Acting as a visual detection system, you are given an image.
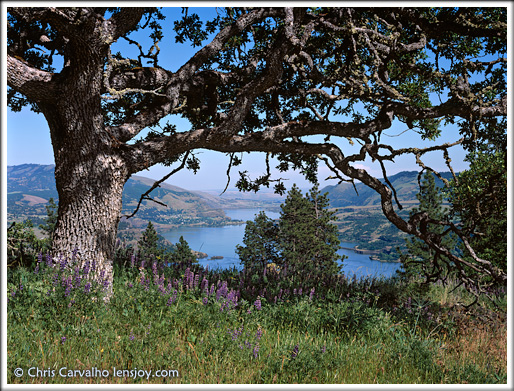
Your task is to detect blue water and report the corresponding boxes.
[162,208,402,279]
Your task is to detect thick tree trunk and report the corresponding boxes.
[51,152,128,297]
[40,61,130,298]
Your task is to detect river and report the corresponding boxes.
[162,208,402,279]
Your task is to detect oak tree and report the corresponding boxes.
[7,7,507,296]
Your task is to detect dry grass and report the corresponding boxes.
[436,305,507,379]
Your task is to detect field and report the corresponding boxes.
[7,252,507,385]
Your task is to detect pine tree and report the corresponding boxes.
[39,197,58,243]
[138,221,160,260]
[399,172,458,283]
[236,184,344,299]
[236,211,279,274]
[173,236,197,264]
[278,184,342,281]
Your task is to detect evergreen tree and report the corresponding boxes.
[237,184,343,291]
[278,184,342,281]
[399,172,458,284]
[39,197,58,243]
[138,221,160,260]
[236,211,279,274]
[173,236,197,264]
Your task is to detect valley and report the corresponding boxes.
[8,164,456,261]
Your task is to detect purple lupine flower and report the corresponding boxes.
[298,288,302,296]
[256,329,263,340]
[103,279,110,291]
[184,267,191,289]
[253,343,260,358]
[293,288,297,296]
[220,301,229,312]
[226,290,239,309]
[128,282,133,289]
[61,336,66,345]
[202,297,208,305]
[130,254,136,268]
[166,290,178,306]
[230,290,239,308]
[11,290,16,298]
[321,345,326,354]
[254,298,262,311]
[73,267,81,287]
[194,274,200,289]
[45,253,53,267]
[201,277,209,293]
[309,287,315,301]
[209,284,215,296]
[152,262,158,282]
[157,273,165,287]
[34,254,42,274]
[84,282,91,293]
[130,330,135,341]
[99,270,105,280]
[59,256,67,271]
[291,344,299,359]
[216,281,228,301]
[83,261,91,276]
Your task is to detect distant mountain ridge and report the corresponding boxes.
[321,170,455,208]
[8,164,456,229]
[7,164,281,229]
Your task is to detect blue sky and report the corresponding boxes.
[6,7,472,191]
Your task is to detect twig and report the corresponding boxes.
[124,152,190,219]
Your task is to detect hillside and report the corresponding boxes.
[321,170,455,208]
[8,164,455,258]
[321,170,456,260]
[7,164,268,232]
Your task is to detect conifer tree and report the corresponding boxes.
[236,211,279,274]
[399,172,458,283]
[173,236,197,264]
[138,221,160,260]
[39,197,58,243]
[237,184,343,288]
[278,184,342,281]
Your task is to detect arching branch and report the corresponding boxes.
[7,55,58,102]
[124,151,191,219]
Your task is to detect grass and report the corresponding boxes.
[7,251,507,384]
